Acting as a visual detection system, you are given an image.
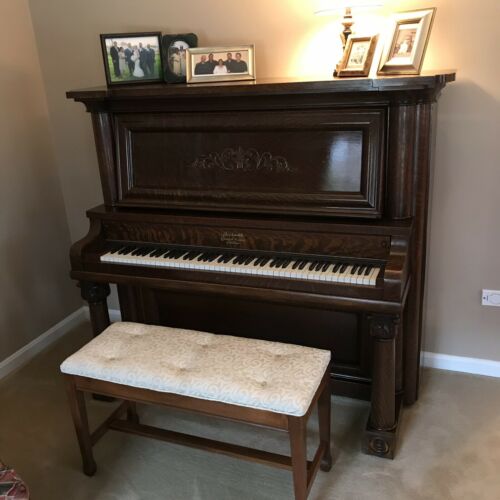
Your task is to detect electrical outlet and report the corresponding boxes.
[482,290,500,307]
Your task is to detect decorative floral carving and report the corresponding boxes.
[189,147,293,173]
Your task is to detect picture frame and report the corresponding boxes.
[337,35,378,78]
[378,8,436,76]
[100,32,163,86]
[186,45,256,84]
[161,33,198,83]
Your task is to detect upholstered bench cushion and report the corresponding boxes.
[61,322,330,416]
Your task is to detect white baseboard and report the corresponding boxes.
[422,351,500,378]
[0,307,87,380]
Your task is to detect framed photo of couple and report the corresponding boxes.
[100,32,163,86]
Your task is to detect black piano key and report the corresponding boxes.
[269,260,277,268]
[118,246,133,255]
[298,261,307,270]
[244,256,254,265]
[332,263,341,272]
[322,262,330,272]
[339,263,348,273]
[217,254,226,263]
[259,258,269,267]
[357,266,366,275]
[315,262,324,271]
[292,260,301,270]
[149,248,163,257]
[351,265,359,274]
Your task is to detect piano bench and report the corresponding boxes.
[60,322,332,500]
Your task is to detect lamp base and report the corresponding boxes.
[334,7,354,77]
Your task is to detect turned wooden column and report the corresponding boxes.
[364,314,400,458]
[80,281,111,337]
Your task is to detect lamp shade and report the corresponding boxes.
[314,0,383,15]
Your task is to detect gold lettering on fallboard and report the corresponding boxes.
[221,231,246,247]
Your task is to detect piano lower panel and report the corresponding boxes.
[117,284,373,399]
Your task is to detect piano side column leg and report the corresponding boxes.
[80,281,113,402]
[363,314,400,459]
[80,281,111,337]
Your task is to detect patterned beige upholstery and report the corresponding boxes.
[61,322,331,416]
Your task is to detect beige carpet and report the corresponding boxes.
[0,321,499,500]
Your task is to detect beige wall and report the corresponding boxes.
[0,0,81,362]
[27,0,500,360]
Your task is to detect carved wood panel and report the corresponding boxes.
[114,108,385,217]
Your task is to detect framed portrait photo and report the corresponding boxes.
[100,32,163,86]
[337,35,378,77]
[186,45,255,84]
[378,8,436,75]
[162,33,198,83]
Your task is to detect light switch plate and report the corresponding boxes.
[482,289,500,307]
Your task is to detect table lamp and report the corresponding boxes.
[314,0,383,49]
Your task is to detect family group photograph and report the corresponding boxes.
[193,51,249,76]
[103,34,161,83]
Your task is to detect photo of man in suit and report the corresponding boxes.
[138,42,149,76]
[231,52,248,73]
[194,55,211,75]
[109,41,121,77]
[146,43,156,76]
[124,43,134,76]
[224,52,236,73]
[207,53,217,73]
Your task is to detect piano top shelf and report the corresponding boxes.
[67,71,456,101]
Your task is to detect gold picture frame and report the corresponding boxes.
[186,45,256,84]
[378,8,436,76]
[337,35,378,78]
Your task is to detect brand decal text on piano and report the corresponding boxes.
[189,147,294,173]
[220,231,246,247]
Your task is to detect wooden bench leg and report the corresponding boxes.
[318,378,332,471]
[126,401,140,424]
[65,377,96,476]
[288,416,308,500]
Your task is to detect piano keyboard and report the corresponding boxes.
[100,245,382,286]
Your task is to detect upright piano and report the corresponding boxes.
[67,73,454,458]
